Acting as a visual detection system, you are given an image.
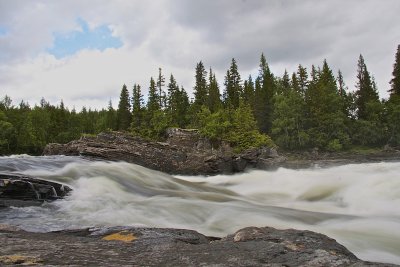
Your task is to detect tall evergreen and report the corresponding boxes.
[306,60,349,150]
[116,84,131,131]
[105,100,117,130]
[355,54,379,120]
[193,61,208,107]
[156,68,165,109]
[147,77,159,113]
[254,53,275,134]
[223,58,242,109]
[207,68,222,113]
[389,44,400,98]
[297,64,308,97]
[243,75,255,107]
[131,84,144,132]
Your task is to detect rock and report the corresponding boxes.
[0,225,395,266]
[43,129,280,175]
[0,173,72,207]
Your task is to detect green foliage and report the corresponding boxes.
[197,102,274,152]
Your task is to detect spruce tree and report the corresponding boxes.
[147,77,159,113]
[223,58,242,109]
[243,75,255,107]
[207,68,222,113]
[131,84,144,132]
[297,64,308,97]
[156,68,165,109]
[355,54,379,120]
[254,53,275,134]
[193,61,208,107]
[389,44,400,98]
[116,84,131,131]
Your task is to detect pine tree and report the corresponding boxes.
[193,61,208,107]
[355,54,379,120]
[207,68,222,113]
[389,44,400,98]
[223,58,242,109]
[116,84,131,131]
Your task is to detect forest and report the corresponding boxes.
[1,45,400,155]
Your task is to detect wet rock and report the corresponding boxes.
[0,173,72,207]
[0,225,396,266]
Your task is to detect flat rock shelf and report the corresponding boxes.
[0,225,396,266]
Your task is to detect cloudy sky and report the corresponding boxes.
[1,0,399,110]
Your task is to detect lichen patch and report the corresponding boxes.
[102,231,137,243]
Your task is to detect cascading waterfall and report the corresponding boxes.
[1,155,399,264]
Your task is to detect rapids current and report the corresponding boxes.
[0,155,400,264]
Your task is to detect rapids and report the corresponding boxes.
[0,155,399,264]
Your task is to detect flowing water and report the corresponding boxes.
[1,155,400,264]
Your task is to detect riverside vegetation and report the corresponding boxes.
[1,46,400,155]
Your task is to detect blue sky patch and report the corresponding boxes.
[0,26,8,36]
[47,18,123,58]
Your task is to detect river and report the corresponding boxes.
[1,155,399,264]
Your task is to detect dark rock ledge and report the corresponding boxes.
[0,225,396,266]
[43,129,286,175]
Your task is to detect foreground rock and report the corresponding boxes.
[0,173,72,207]
[0,225,395,266]
[44,129,285,175]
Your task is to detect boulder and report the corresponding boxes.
[0,173,72,207]
[0,225,395,266]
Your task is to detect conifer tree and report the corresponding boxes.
[193,61,208,107]
[355,54,379,120]
[389,44,400,98]
[254,53,275,134]
[156,68,165,108]
[223,58,242,109]
[147,77,159,113]
[243,75,255,107]
[105,100,117,130]
[131,84,144,132]
[297,65,308,97]
[207,68,222,113]
[306,60,349,150]
[116,84,131,131]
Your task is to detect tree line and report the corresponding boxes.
[1,45,400,155]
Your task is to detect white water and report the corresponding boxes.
[1,155,400,264]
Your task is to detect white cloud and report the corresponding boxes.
[0,0,400,109]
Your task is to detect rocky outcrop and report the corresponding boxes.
[0,173,72,207]
[43,129,285,175]
[0,225,395,266]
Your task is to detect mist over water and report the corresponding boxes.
[1,155,400,264]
